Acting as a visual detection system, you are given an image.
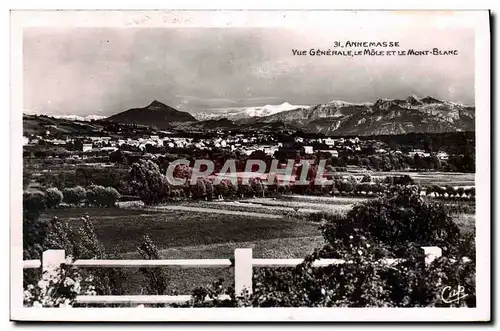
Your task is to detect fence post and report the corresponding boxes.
[421,246,442,265]
[42,249,66,274]
[234,248,253,297]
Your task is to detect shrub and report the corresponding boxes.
[102,187,121,207]
[63,186,87,205]
[248,186,472,307]
[23,190,46,220]
[86,185,121,207]
[23,190,49,260]
[24,215,128,303]
[361,174,372,183]
[45,187,63,209]
[321,186,461,255]
[23,257,96,308]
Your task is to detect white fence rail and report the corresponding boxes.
[23,246,442,305]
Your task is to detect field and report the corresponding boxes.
[39,191,476,295]
[41,207,321,254]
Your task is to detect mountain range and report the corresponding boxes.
[235,95,475,136]
[31,95,474,136]
[193,102,309,121]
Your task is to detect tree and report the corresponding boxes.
[23,190,49,260]
[251,178,265,198]
[191,179,207,200]
[205,179,214,201]
[45,187,63,209]
[445,185,456,198]
[430,154,441,170]
[361,174,372,183]
[137,235,169,296]
[63,186,87,206]
[129,160,170,205]
[23,190,46,221]
[109,150,125,164]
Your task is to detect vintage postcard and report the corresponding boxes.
[10,10,490,321]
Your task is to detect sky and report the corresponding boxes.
[23,27,474,116]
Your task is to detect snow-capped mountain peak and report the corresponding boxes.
[193,102,309,120]
[23,110,107,122]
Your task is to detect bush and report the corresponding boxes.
[45,187,63,209]
[247,186,472,307]
[23,190,46,220]
[63,186,87,206]
[361,174,372,183]
[86,185,121,207]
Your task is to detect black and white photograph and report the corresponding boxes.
[10,10,491,322]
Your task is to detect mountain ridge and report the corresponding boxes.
[245,95,474,136]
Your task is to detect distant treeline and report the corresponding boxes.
[357,131,475,155]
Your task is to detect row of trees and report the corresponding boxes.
[23,185,121,211]
[127,160,476,204]
[324,152,475,173]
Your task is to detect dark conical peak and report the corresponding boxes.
[148,100,167,109]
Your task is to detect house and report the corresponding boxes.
[82,143,93,152]
[303,146,314,154]
[317,150,339,158]
[409,149,430,158]
[437,151,449,160]
[324,138,335,146]
[100,146,118,152]
[349,137,360,144]
[262,145,279,156]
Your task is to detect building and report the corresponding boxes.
[303,146,314,154]
[317,150,339,158]
[82,143,93,152]
[409,149,430,158]
[437,151,449,160]
[100,146,118,152]
[324,138,335,146]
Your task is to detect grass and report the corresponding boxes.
[42,207,164,219]
[154,205,284,219]
[242,198,355,213]
[117,235,326,295]
[42,208,321,254]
